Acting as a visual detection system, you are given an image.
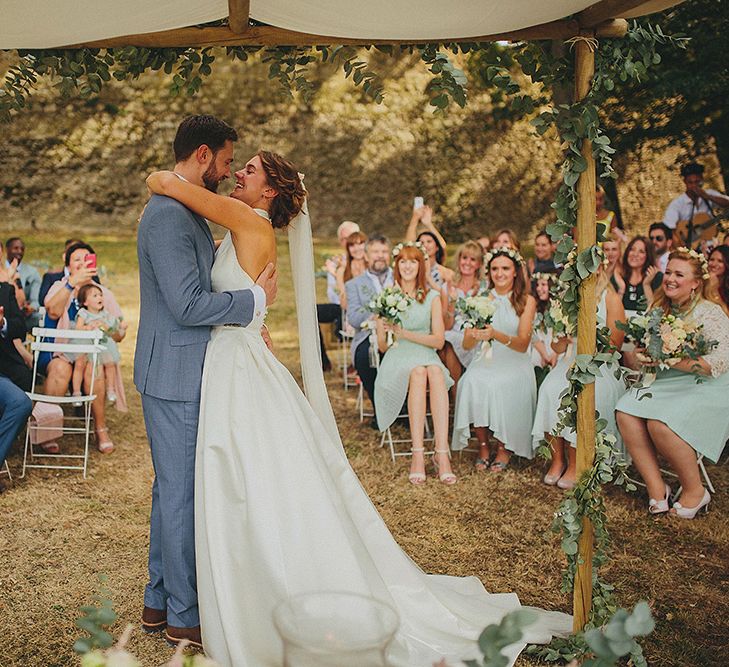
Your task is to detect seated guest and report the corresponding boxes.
[44,242,127,454]
[0,262,33,489]
[531,272,557,389]
[452,248,536,472]
[533,268,625,488]
[493,228,520,251]
[527,230,558,276]
[648,222,672,273]
[317,221,361,372]
[440,241,486,391]
[375,242,455,485]
[476,236,491,254]
[38,238,85,307]
[616,249,729,518]
[5,237,42,332]
[612,236,662,316]
[708,246,729,315]
[405,205,454,288]
[71,283,128,405]
[345,235,393,427]
[596,184,628,243]
[662,162,729,231]
[602,238,624,293]
[335,231,367,311]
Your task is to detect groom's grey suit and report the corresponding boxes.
[135,194,262,628]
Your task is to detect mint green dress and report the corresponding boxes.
[375,290,453,431]
[615,300,729,463]
[452,292,536,459]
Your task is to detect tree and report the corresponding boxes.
[602,0,729,187]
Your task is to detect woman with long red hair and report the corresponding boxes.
[375,242,456,485]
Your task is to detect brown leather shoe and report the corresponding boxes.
[141,606,167,634]
[165,624,203,650]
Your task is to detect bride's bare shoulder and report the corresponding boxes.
[231,226,276,279]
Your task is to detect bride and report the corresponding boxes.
[146,153,571,667]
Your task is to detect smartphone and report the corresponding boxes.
[413,196,424,210]
[85,253,97,269]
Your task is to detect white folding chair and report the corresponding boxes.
[339,307,357,390]
[1,460,11,482]
[369,331,434,461]
[21,327,104,479]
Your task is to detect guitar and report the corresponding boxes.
[672,211,729,248]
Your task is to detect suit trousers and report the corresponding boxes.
[141,393,200,628]
[0,376,32,467]
[354,338,377,413]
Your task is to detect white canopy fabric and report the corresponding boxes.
[0,0,682,49]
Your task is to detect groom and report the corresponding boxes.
[134,115,277,648]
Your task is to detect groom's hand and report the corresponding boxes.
[257,263,278,306]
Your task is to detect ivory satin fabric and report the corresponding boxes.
[1,1,683,49]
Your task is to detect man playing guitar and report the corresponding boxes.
[663,162,729,248]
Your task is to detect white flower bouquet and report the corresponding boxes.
[455,295,497,329]
[366,287,413,346]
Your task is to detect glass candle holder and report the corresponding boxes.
[273,591,400,667]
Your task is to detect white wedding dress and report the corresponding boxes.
[195,219,571,667]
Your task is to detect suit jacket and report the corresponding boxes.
[0,282,32,391]
[134,194,256,403]
[345,269,393,364]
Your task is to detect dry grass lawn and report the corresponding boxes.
[0,236,727,666]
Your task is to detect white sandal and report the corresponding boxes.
[433,449,457,485]
[96,427,115,454]
[409,448,426,485]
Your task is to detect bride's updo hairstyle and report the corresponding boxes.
[258,150,307,229]
[651,247,716,315]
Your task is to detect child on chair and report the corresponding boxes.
[71,283,126,405]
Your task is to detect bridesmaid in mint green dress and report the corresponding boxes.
[616,250,729,519]
[452,248,537,471]
[375,243,455,485]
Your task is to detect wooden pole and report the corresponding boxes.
[228,0,250,34]
[572,35,597,633]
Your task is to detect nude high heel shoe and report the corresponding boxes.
[671,489,710,519]
[648,483,671,515]
[432,449,457,485]
[409,447,426,485]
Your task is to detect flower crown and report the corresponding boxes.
[532,271,558,283]
[675,246,710,280]
[484,247,525,267]
[391,241,429,263]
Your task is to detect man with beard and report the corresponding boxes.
[648,222,672,272]
[135,115,277,648]
[346,235,393,428]
[5,237,42,331]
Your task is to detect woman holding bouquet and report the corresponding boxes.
[451,248,537,471]
[616,248,729,518]
[441,241,487,389]
[374,242,456,485]
[532,267,625,489]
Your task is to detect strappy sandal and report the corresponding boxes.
[433,449,457,485]
[474,457,490,471]
[95,427,115,454]
[408,447,426,485]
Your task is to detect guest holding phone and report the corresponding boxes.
[44,242,127,454]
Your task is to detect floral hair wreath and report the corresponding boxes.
[675,246,711,280]
[483,247,525,268]
[391,240,429,263]
[532,271,559,283]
